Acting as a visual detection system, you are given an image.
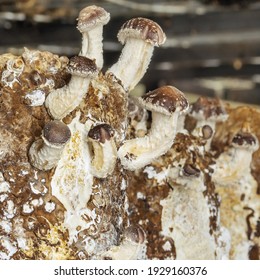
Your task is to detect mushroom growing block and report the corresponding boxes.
[118,86,189,171]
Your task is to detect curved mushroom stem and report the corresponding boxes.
[88,138,117,178]
[87,124,117,178]
[118,111,179,171]
[80,28,105,69]
[77,5,110,69]
[45,77,90,120]
[29,140,65,171]
[107,17,165,91]
[45,57,98,120]
[108,39,154,91]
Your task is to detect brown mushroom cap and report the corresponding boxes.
[183,163,201,178]
[77,5,110,32]
[232,131,258,147]
[118,17,166,46]
[202,125,213,140]
[190,97,227,120]
[138,85,189,116]
[88,123,115,144]
[43,121,71,145]
[124,225,145,244]
[67,56,98,78]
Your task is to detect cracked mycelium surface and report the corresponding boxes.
[1,5,259,260]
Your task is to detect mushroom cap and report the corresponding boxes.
[202,125,213,140]
[88,123,115,144]
[182,163,201,178]
[118,17,166,46]
[124,225,146,244]
[67,56,98,78]
[190,96,228,121]
[77,5,110,32]
[137,85,189,116]
[43,121,71,146]
[232,131,258,150]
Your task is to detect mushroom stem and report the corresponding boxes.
[45,56,98,120]
[76,6,110,69]
[109,39,154,91]
[46,76,90,120]
[29,121,71,171]
[118,111,178,170]
[88,124,117,178]
[89,138,117,178]
[107,17,165,91]
[29,140,65,171]
[80,28,104,69]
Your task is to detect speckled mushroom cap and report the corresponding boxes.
[88,123,115,144]
[77,5,110,32]
[190,96,228,120]
[232,131,259,151]
[67,56,98,78]
[117,17,166,46]
[137,85,189,116]
[43,120,71,146]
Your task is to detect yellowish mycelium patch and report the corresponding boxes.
[23,223,73,260]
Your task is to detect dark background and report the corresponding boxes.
[1,0,260,104]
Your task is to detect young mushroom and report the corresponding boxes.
[213,130,259,183]
[189,97,228,150]
[108,17,166,91]
[29,121,71,171]
[45,56,98,120]
[101,225,146,260]
[118,85,189,171]
[77,5,110,69]
[87,123,117,178]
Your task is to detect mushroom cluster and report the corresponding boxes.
[0,5,259,260]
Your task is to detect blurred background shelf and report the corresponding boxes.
[0,0,260,105]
